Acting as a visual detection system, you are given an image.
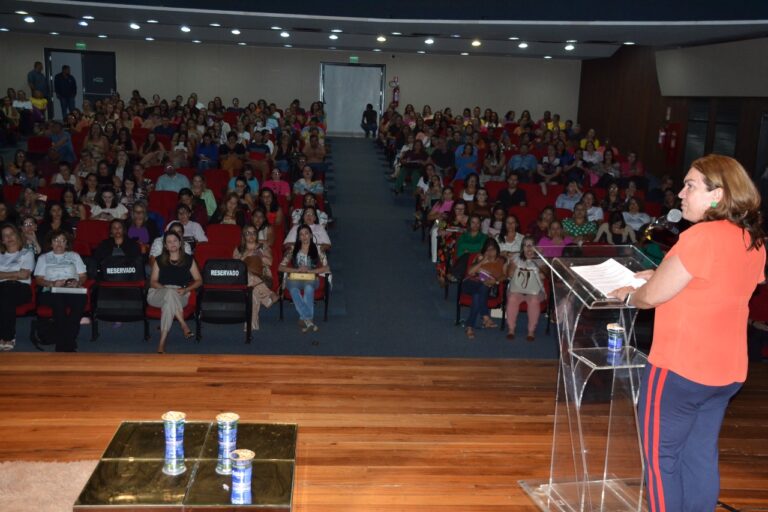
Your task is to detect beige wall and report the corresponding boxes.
[656,37,768,97]
[0,32,581,120]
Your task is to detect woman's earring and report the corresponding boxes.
[710,201,719,208]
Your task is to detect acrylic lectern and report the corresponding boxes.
[520,245,656,512]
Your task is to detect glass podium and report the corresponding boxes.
[520,245,655,512]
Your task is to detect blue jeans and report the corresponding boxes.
[286,278,318,320]
[361,122,377,138]
[58,96,76,120]
[639,363,741,512]
[462,279,490,328]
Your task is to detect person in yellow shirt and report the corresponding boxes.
[30,90,48,123]
[579,128,601,150]
[546,113,566,131]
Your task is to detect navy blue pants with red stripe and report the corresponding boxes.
[639,363,741,512]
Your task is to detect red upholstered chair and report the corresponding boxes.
[92,256,147,341]
[144,165,165,183]
[147,191,179,224]
[27,136,52,156]
[15,284,36,317]
[194,243,235,269]
[455,253,507,326]
[645,202,663,218]
[555,208,573,221]
[484,182,506,203]
[205,224,241,251]
[38,186,63,203]
[204,169,230,202]
[508,206,538,236]
[155,134,172,150]
[177,167,196,181]
[35,279,96,341]
[144,290,197,340]
[132,127,151,147]
[222,111,239,126]
[279,273,330,322]
[74,220,110,253]
[2,185,23,206]
[451,180,465,198]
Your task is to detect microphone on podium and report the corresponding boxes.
[644,208,682,242]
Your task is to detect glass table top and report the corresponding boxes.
[74,421,297,510]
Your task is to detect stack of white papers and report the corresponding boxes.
[570,258,647,297]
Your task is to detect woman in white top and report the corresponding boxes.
[482,206,507,237]
[0,224,35,350]
[33,229,88,352]
[168,204,208,243]
[496,214,524,257]
[505,235,546,341]
[622,197,652,233]
[51,162,81,190]
[581,191,605,223]
[283,207,331,252]
[90,189,128,221]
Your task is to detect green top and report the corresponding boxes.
[457,231,488,257]
[562,217,597,237]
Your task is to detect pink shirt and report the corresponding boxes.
[263,180,290,198]
[430,200,454,215]
[536,236,574,258]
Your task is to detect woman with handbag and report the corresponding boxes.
[462,238,506,340]
[234,224,278,331]
[505,236,546,341]
[278,224,330,333]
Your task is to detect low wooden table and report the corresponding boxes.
[73,421,297,511]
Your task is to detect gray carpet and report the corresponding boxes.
[7,137,558,358]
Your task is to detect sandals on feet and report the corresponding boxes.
[465,328,476,340]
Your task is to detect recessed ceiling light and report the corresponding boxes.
[417,50,426,54]
[192,39,201,43]
[231,29,240,35]
[471,40,481,47]
[147,19,159,24]
[98,34,107,38]
[518,42,528,49]
[145,37,154,41]
[564,44,575,51]
[377,35,386,42]
[50,31,59,35]
[0,28,10,32]
[424,38,434,45]
[15,11,28,15]
[129,23,140,30]
[209,23,220,27]
[280,31,290,38]
[82,15,95,20]
[284,44,292,48]
[238,42,247,46]
[508,36,519,40]
[372,48,381,52]
[270,26,282,30]
[78,21,88,27]
[624,41,636,45]
[544,55,552,59]
[566,39,577,43]
[180,25,191,33]
[329,34,338,40]
[451,34,461,38]
[24,16,35,23]
[460,52,469,56]
[391,31,401,36]
[331,29,343,33]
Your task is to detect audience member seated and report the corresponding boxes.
[190,175,217,217]
[647,174,674,203]
[283,207,331,252]
[601,182,624,214]
[249,206,275,248]
[622,197,652,234]
[139,132,166,167]
[90,188,128,221]
[537,220,573,258]
[462,238,506,340]
[119,175,145,211]
[16,185,45,221]
[459,173,480,202]
[75,152,97,180]
[510,143,538,182]
[0,224,35,351]
[245,131,272,182]
[619,151,646,189]
[262,167,291,201]
[19,215,42,256]
[38,202,74,242]
[394,139,428,193]
[82,123,109,163]
[155,163,190,193]
[496,214,524,258]
[149,221,192,266]
[661,188,680,215]
[178,188,209,227]
[170,204,208,242]
[195,132,219,172]
[48,121,76,164]
[453,142,478,182]
[61,186,86,222]
[33,230,87,352]
[496,172,527,209]
[480,140,506,186]
[595,211,637,245]
[580,191,604,223]
[427,187,455,261]
[96,159,117,188]
[505,236,546,341]
[469,188,492,220]
[234,224,278,331]
[209,192,247,227]
[93,218,142,263]
[562,201,597,243]
[448,214,487,282]
[148,230,202,353]
[302,134,327,175]
[291,192,328,227]
[228,165,260,195]
[127,202,159,248]
[428,137,455,176]
[482,206,506,237]
[528,206,556,243]
[535,144,563,190]
[258,188,284,228]
[555,180,583,211]
[273,132,296,172]
[435,199,468,278]
[278,224,330,333]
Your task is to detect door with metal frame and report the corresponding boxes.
[320,63,384,137]
[82,52,117,105]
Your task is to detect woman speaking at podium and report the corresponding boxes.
[611,155,765,511]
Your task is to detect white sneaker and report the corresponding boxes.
[0,339,15,351]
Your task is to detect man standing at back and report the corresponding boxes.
[27,61,50,119]
[54,65,77,119]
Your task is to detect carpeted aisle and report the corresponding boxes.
[10,137,557,358]
[0,460,98,512]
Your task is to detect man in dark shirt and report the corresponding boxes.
[27,61,49,118]
[428,137,455,176]
[496,172,527,210]
[54,65,77,119]
[153,116,176,137]
[361,103,378,138]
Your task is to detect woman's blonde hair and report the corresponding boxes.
[692,154,764,250]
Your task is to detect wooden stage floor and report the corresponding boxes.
[0,354,766,511]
